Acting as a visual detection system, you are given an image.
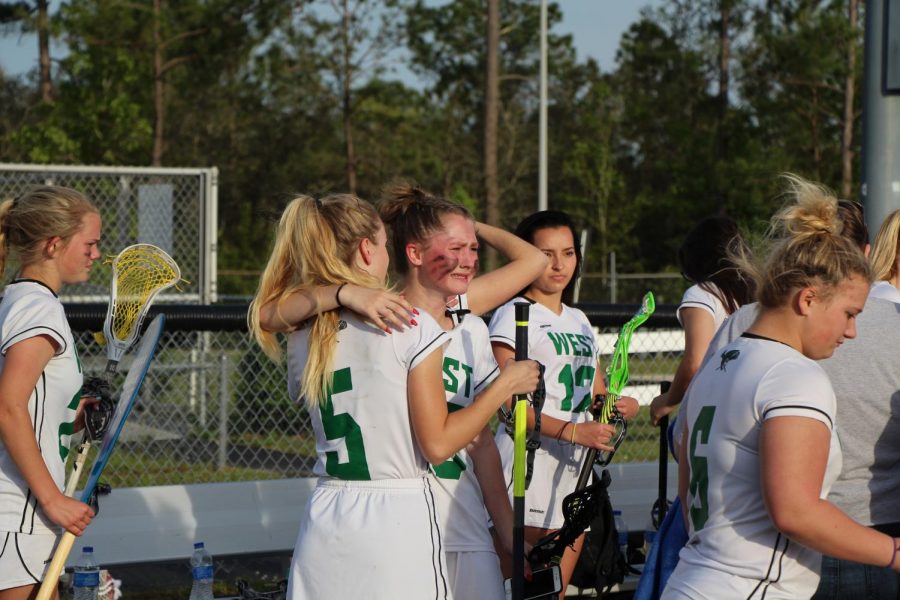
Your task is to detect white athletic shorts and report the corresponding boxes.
[0,531,57,590]
[288,477,452,600]
[446,550,504,600]
[497,434,585,530]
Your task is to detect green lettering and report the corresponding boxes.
[320,368,370,480]
[442,357,460,393]
[689,405,716,531]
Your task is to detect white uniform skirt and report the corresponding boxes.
[288,476,452,600]
[496,433,586,530]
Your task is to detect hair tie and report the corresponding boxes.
[314,198,323,210]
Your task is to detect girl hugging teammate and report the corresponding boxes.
[249,194,539,600]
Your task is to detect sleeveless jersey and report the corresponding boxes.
[0,280,82,535]
[430,294,500,552]
[287,309,448,481]
[667,334,841,599]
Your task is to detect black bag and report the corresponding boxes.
[568,473,629,597]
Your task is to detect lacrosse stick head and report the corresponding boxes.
[102,244,180,369]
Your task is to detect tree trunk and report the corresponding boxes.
[841,0,859,199]
[342,0,357,195]
[483,0,500,270]
[37,0,52,103]
[152,0,165,166]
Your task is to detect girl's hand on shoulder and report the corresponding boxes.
[574,421,615,452]
[41,493,95,536]
[341,286,419,333]
[615,396,640,421]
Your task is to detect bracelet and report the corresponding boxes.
[886,537,899,569]
[570,423,577,445]
[556,422,569,442]
[335,283,346,308]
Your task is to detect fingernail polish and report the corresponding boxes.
[413,308,420,315]
[410,319,418,326]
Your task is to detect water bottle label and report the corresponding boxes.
[192,565,213,581]
[74,571,100,587]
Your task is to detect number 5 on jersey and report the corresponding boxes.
[320,367,371,480]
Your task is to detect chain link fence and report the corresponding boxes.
[0,163,217,302]
[64,303,686,489]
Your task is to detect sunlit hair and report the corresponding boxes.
[248,194,383,407]
[514,210,582,305]
[869,209,900,281]
[837,200,868,252]
[733,175,871,309]
[0,186,99,276]
[679,216,754,315]
[378,183,472,275]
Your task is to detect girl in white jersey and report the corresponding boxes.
[0,186,100,599]
[378,184,548,600]
[249,194,540,600]
[489,210,639,599]
[663,176,900,600]
[649,216,753,427]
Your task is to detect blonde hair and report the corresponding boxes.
[736,175,871,309]
[248,194,384,407]
[869,209,900,281]
[0,186,99,275]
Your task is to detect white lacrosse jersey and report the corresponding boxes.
[287,309,448,481]
[0,280,82,535]
[489,298,597,421]
[430,294,500,552]
[666,333,842,600]
[678,283,729,330]
[489,298,597,529]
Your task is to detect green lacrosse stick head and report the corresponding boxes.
[605,291,655,398]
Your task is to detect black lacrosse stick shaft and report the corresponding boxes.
[512,301,530,600]
[657,381,672,525]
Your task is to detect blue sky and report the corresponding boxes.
[0,1,664,79]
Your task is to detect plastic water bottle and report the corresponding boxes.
[189,542,214,600]
[72,546,100,600]
[613,510,628,558]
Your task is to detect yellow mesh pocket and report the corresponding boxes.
[108,244,180,345]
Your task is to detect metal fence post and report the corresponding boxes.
[218,354,229,471]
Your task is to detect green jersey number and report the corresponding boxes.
[320,367,371,480]
[558,364,595,412]
[688,405,716,530]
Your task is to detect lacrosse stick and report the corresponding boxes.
[511,301,530,600]
[37,314,167,600]
[528,291,655,567]
[63,244,180,493]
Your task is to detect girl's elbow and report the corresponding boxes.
[419,440,454,464]
[768,506,808,539]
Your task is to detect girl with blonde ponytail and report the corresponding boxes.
[0,186,100,599]
[249,194,539,600]
[663,176,900,599]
